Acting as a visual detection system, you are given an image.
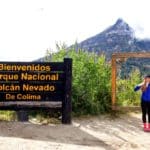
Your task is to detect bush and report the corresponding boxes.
[46,47,111,115]
[117,69,142,106]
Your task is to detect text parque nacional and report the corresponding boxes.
[0,73,59,81]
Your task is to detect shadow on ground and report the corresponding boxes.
[0,112,147,150]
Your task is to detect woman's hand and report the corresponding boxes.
[137,82,144,87]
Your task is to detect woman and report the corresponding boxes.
[134,75,150,131]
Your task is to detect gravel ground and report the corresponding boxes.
[0,112,149,150]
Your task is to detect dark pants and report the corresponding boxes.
[141,101,150,123]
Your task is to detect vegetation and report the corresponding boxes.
[0,45,145,120]
[46,45,111,115]
[117,69,142,106]
[46,45,144,114]
[0,111,16,121]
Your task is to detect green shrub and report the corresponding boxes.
[46,47,111,115]
[0,111,16,121]
[117,69,142,106]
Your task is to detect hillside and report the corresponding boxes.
[78,19,150,57]
[76,19,150,76]
[37,19,150,75]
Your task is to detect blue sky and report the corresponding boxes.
[0,0,150,61]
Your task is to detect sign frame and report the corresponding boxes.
[111,52,150,110]
[0,58,72,124]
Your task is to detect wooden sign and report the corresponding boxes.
[0,58,72,124]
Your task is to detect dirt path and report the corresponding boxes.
[0,112,149,150]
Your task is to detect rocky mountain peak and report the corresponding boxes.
[78,18,138,55]
[115,18,129,28]
[105,18,134,37]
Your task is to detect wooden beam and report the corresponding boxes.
[113,106,140,111]
[0,101,62,110]
[112,52,150,58]
[111,56,117,110]
[111,52,150,110]
[62,58,72,124]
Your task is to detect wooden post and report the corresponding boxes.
[111,55,117,110]
[17,70,29,122]
[17,110,29,122]
[62,58,72,124]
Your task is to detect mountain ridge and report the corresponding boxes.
[36,18,150,67]
[77,18,150,58]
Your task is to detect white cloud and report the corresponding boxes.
[0,0,150,61]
